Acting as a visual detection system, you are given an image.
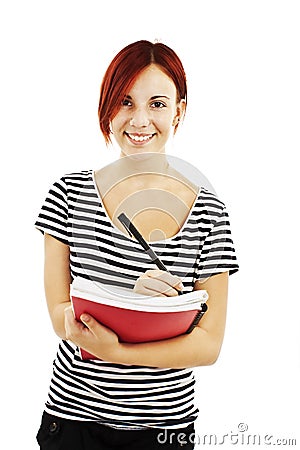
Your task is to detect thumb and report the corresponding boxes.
[80,313,95,329]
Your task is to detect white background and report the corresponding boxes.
[1,1,299,448]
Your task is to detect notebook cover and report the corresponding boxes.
[71,295,202,360]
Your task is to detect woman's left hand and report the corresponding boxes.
[64,306,121,361]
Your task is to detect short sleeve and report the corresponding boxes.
[196,205,239,281]
[35,177,69,245]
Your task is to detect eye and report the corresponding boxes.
[121,98,132,107]
[150,101,166,109]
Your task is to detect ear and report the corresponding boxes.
[172,99,186,128]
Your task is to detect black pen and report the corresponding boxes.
[118,212,183,295]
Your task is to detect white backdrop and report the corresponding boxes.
[1,1,299,448]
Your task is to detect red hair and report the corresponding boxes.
[98,40,187,144]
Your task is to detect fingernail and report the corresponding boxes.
[81,314,90,323]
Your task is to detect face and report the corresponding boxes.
[110,64,185,157]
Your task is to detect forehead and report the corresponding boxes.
[127,64,177,98]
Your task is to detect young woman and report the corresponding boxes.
[35,40,239,449]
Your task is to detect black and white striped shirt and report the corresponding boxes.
[35,170,239,429]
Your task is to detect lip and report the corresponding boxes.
[124,132,156,145]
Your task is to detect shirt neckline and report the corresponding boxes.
[91,169,201,244]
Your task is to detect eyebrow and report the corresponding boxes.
[124,95,170,100]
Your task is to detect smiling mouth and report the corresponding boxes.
[125,132,155,144]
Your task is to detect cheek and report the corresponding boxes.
[111,117,125,134]
[157,114,175,133]
[111,110,175,134]
[149,107,169,122]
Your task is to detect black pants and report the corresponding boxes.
[36,412,195,449]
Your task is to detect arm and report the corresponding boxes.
[119,271,229,368]
[44,233,72,339]
[65,271,229,368]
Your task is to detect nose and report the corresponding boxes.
[129,107,150,128]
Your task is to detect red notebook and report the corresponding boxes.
[70,277,208,360]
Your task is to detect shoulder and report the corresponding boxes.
[194,187,227,224]
[53,170,94,192]
[49,170,95,202]
[197,187,225,209]
[60,170,93,185]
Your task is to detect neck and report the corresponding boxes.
[97,152,181,199]
[118,151,169,174]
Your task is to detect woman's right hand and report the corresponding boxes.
[134,269,183,297]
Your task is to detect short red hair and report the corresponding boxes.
[98,40,187,144]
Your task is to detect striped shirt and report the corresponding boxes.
[35,170,239,429]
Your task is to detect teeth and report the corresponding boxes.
[127,133,153,142]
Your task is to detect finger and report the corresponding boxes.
[139,277,179,296]
[143,269,164,277]
[80,313,97,334]
[80,314,107,334]
[134,284,168,297]
[146,270,183,291]
[80,314,117,341]
[64,307,85,340]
